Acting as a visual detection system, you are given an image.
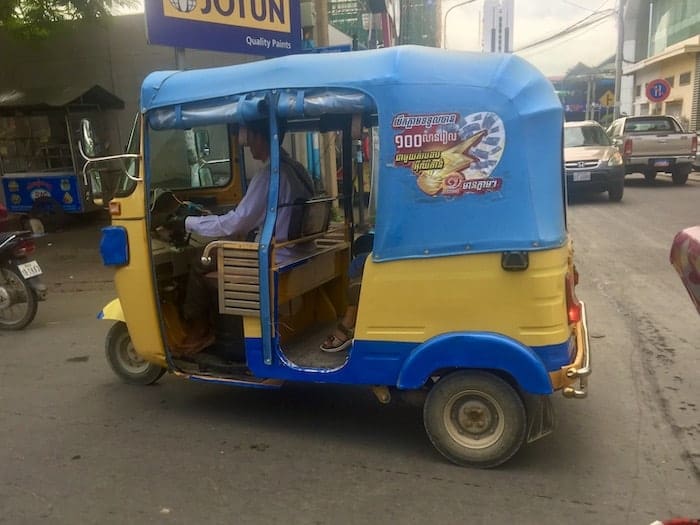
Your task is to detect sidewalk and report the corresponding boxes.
[33,213,115,293]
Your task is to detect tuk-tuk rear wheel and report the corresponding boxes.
[423,370,526,468]
[105,321,166,385]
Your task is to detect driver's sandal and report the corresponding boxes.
[320,322,353,353]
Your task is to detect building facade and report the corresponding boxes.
[328,0,439,48]
[623,0,700,131]
[481,0,514,53]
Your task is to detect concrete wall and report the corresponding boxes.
[0,14,260,149]
[630,52,697,128]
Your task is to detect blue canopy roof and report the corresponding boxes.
[141,46,566,261]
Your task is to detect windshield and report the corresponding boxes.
[623,117,680,133]
[148,124,232,190]
[564,125,611,147]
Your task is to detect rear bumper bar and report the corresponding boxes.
[563,301,591,399]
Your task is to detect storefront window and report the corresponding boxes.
[649,0,700,55]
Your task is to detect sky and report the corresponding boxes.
[442,0,618,76]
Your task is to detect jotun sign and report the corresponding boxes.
[145,0,302,57]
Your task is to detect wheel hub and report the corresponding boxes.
[444,390,505,449]
[458,401,493,433]
[117,336,150,374]
[0,286,10,310]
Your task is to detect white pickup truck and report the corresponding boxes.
[607,115,697,185]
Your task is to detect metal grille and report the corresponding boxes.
[217,243,261,317]
[690,53,700,132]
[565,160,600,169]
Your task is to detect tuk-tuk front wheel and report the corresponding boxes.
[105,321,166,385]
[423,370,527,468]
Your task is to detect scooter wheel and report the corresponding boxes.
[105,321,166,385]
[0,267,38,330]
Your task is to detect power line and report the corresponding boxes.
[514,8,615,52]
[560,0,601,12]
[516,14,614,56]
[561,0,613,17]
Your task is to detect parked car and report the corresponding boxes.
[606,115,697,185]
[564,121,625,202]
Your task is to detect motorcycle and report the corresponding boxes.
[0,230,47,330]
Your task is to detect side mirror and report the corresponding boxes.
[195,129,211,158]
[80,119,97,158]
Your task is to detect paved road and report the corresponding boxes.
[1,175,699,524]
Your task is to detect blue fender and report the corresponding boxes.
[397,332,553,395]
[97,298,125,322]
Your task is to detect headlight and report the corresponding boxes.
[608,151,623,166]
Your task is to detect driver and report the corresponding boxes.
[182,119,314,241]
[175,119,314,329]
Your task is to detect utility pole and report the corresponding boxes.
[175,48,186,70]
[586,75,593,120]
[613,0,625,120]
[313,0,329,50]
[313,0,337,201]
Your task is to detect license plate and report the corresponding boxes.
[573,171,591,182]
[17,261,42,279]
[653,159,671,167]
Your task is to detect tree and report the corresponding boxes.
[0,0,137,38]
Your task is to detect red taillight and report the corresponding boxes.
[565,272,581,325]
[13,239,35,257]
[691,135,698,155]
[623,139,633,157]
[0,205,7,219]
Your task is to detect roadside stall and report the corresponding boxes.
[0,84,123,230]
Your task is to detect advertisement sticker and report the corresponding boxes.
[393,111,506,197]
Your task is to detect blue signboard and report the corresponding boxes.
[1,173,82,213]
[145,0,302,57]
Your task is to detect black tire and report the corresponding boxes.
[105,321,166,385]
[608,180,624,202]
[671,166,690,186]
[643,169,657,184]
[423,370,527,468]
[0,267,38,330]
[30,197,66,233]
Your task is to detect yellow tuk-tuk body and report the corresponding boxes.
[96,46,590,468]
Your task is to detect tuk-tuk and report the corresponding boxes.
[89,46,590,468]
[0,85,124,231]
[670,226,700,316]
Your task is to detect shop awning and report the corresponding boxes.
[0,84,124,111]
